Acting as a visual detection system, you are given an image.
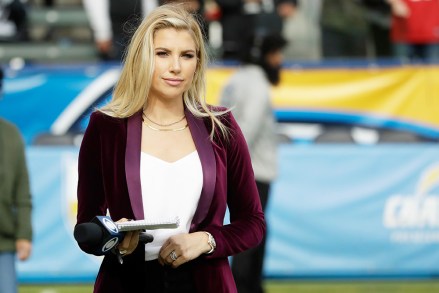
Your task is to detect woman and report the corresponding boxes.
[76,4,265,293]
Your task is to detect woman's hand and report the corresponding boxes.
[115,218,140,256]
[158,232,211,268]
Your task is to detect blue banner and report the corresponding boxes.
[17,145,439,282]
[18,147,100,283]
[265,144,439,278]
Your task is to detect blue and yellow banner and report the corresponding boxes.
[207,65,439,138]
[1,64,438,143]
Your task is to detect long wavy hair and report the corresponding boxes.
[100,4,228,139]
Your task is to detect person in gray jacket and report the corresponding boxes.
[219,33,287,293]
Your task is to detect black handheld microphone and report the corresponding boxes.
[74,216,154,256]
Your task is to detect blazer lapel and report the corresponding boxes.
[186,109,216,232]
[124,110,216,225]
[125,111,144,220]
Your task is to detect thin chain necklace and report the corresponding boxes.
[142,113,185,127]
[144,122,189,132]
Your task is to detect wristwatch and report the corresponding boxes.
[204,232,216,254]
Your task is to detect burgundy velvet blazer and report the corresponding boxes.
[76,108,265,293]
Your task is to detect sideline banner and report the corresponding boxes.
[207,66,439,138]
[1,64,439,145]
[17,147,100,283]
[18,145,439,282]
[266,144,439,278]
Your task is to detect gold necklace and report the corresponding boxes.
[142,113,185,127]
[144,122,188,132]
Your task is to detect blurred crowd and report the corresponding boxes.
[0,0,438,62]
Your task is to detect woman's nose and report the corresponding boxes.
[169,57,181,73]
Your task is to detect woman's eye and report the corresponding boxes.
[156,51,168,57]
[182,53,195,59]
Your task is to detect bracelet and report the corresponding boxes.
[204,231,216,254]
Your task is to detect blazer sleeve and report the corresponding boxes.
[76,112,108,253]
[206,112,266,257]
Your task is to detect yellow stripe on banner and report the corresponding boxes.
[206,65,439,129]
[206,67,236,104]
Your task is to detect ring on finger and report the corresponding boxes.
[119,249,128,255]
[170,251,177,261]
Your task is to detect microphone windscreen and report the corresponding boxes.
[74,222,103,245]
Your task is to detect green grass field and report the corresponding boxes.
[19,280,439,293]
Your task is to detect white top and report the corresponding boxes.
[140,151,203,261]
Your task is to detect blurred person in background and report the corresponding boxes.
[82,0,158,60]
[76,4,265,292]
[0,0,29,42]
[82,0,205,61]
[219,33,287,293]
[216,0,296,60]
[281,0,322,61]
[359,0,393,59]
[320,0,369,58]
[386,0,439,61]
[0,67,33,293]
[43,0,54,6]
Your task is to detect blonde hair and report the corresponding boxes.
[100,4,228,139]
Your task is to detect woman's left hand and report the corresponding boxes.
[115,218,140,256]
[158,232,211,268]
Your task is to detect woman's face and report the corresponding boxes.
[149,28,198,103]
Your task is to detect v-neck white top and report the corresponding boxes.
[140,150,203,261]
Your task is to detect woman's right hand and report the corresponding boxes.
[115,218,141,256]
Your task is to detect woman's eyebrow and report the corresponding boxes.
[154,47,196,53]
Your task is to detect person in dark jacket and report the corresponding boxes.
[83,0,205,60]
[0,66,33,293]
[216,0,296,60]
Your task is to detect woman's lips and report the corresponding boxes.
[163,78,183,86]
